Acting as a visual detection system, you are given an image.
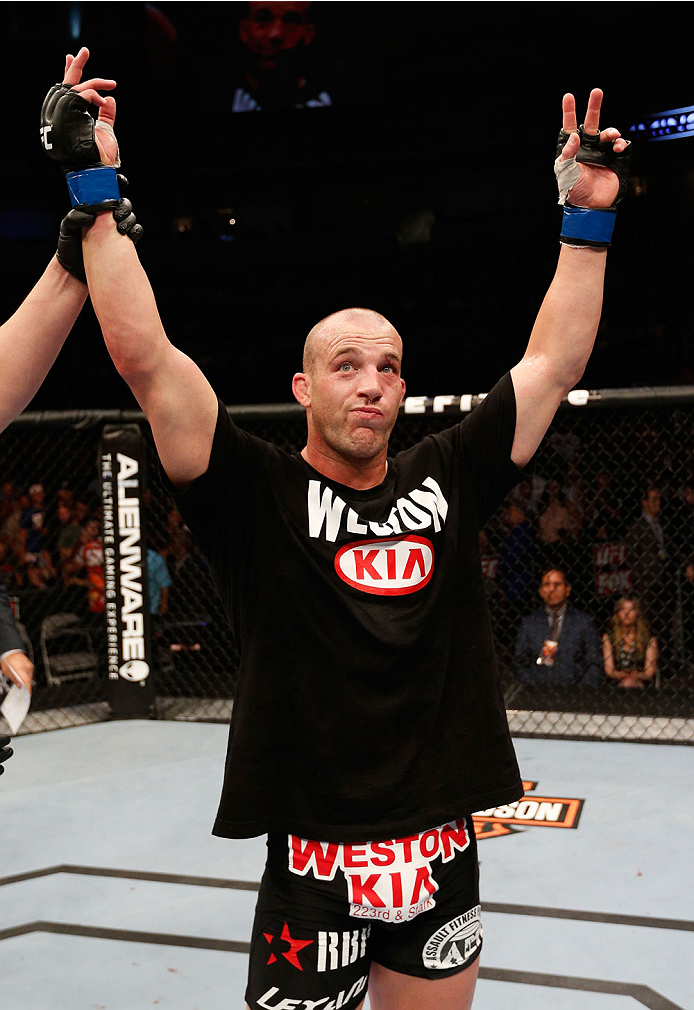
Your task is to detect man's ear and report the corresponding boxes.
[399,377,406,402]
[292,372,311,407]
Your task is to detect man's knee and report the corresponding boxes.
[368,956,480,1010]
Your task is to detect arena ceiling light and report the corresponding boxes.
[628,104,694,142]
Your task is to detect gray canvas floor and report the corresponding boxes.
[1,721,692,1010]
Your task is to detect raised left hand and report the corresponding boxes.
[557,89,629,208]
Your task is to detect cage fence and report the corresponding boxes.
[1,387,693,744]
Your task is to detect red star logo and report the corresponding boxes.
[263,922,314,971]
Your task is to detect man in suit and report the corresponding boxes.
[0,579,33,777]
[513,568,602,684]
[624,486,670,646]
[0,579,33,692]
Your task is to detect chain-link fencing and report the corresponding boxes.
[2,388,694,743]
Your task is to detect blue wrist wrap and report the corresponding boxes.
[560,204,616,248]
[66,166,119,208]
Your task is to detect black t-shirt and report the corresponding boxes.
[167,372,525,843]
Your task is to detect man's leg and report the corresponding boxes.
[368,957,479,1010]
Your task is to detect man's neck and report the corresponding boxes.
[301,445,388,490]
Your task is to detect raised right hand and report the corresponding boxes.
[40,46,118,170]
[62,48,119,166]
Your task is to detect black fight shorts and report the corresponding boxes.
[246,817,482,1010]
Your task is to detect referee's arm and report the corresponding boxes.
[83,213,218,490]
[0,257,87,434]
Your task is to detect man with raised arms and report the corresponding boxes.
[45,48,630,1009]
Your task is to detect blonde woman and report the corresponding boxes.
[603,597,658,688]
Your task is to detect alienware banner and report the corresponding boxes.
[100,424,154,718]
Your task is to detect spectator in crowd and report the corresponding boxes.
[147,545,173,674]
[19,483,56,589]
[547,417,581,468]
[602,596,658,688]
[0,577,33,692]
[497,500,536,630]
[233,1,332,112]
[624,486,670,647]
[561,462,586,517]
[0,480,17,521]
[0,538,13,585]
[56,485,74,509]
[536,477,582,572]
[513,568,602,685]
[19,483,46,535]
[73,500,91,524]
[63,518,105,614]
[56,503,82,578]
[583,470,624,541]
[0,487,25,586]
[633,422,670,482]
[148,547,172,616]
[478,529,503,639]
[681,558,694,672]
[509,477,544,522]
[671,482,694,563]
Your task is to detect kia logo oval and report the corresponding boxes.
[334,535,434,596]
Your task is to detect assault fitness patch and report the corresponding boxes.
[422,905,482,970]
[472,780,584,840]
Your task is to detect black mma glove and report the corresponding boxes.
[555,124,632,208]
[555,125,632,247]
[40,82,113,173]
[42,81,143,278]
[41,80,122,209]
[0,735,13,776]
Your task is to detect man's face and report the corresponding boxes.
[293,323,406,464]
[642,489,661,517]
[240,2,314,64]
[538,570,571,609]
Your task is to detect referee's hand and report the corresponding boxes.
[1,652,33,692]
[0,736,13,776]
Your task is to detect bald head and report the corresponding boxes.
[303,308,401,374]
